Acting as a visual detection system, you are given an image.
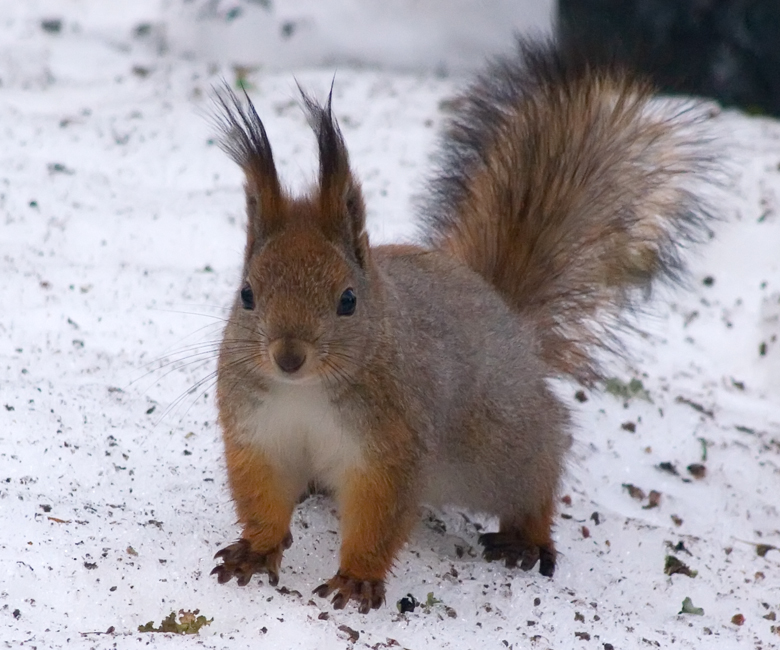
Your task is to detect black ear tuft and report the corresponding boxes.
[211,83,284,245]
[298,80,350,196]
[212,82,278,183]
[298,81,368,266]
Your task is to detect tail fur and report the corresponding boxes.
[421,38,718,384]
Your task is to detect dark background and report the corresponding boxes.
[558,0,780,117]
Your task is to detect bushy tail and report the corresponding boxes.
[421,38,719,384]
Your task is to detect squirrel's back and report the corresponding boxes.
[421,39,718,384]
[374,244,571,518]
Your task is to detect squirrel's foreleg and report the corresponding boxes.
[211,442,297,586]
[315,427,419,614]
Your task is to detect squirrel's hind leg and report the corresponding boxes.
[479,499,557,577]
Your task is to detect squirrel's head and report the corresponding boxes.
[213,84,376,386]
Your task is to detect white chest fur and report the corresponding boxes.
[235,381,365,492]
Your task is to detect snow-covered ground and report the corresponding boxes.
[2,2,779,649]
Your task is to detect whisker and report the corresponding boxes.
[132,328,266,387]
[156,351,262,425]
[155,370,219,425]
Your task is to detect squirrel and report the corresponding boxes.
[208,38,716,613]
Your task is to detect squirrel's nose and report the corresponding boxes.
[271,339,307,374]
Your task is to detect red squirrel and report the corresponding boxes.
[208,38,717,613]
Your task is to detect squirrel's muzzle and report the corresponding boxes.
[269,338,310,376]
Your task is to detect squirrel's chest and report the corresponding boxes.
[236,382,364,489]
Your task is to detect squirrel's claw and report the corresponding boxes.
[479,532,556,577]
[211,535,291,586]
[314,571,385,614]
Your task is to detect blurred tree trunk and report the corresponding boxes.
[558,0,780,116]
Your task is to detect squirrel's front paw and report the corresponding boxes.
[479,532,556,577]
[211,533,292,587]
[313,570,385,614]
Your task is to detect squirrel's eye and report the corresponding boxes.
[337,288,356,316]
[240,283,255,310]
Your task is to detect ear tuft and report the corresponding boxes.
[298,81,349,197]
[298,81,368,266]
[211,82,279,185]
[211,83,284,246]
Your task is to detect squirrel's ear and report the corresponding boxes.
[212,84,285,251]
[300,84,369,268]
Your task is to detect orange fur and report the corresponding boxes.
[424,44,716,384]
[504,497,555,548]
[223,441,296,552]
[337,459,417,581]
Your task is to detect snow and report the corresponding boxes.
[2,2,779,649]
[166,0,554,74]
